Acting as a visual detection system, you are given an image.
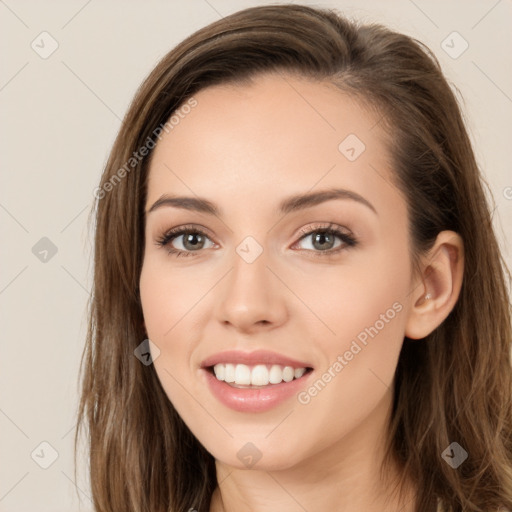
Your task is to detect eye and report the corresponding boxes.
[155,222,357,258]
[155,225,216,257]
[292,223,357,256]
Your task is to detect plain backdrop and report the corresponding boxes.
[1,1,511,510]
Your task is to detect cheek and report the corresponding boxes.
[139,260,196,417]
[139,258,191,373]
[139,256,214,397]
[315,244,411,385]
[139,255,208,337]
[291,264,408,448]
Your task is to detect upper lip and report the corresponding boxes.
[200,349,313,369]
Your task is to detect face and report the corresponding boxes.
[139,73,415,471]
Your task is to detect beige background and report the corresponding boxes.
[1,1,511,510]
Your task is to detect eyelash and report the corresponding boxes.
[155,222,358,258]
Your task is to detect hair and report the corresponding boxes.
[76,4,512,512]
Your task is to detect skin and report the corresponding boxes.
[139,72,464,512]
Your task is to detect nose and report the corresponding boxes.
[216,247,288,334]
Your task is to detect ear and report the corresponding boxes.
[404,230,464,340]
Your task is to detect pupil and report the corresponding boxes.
[185,233,203,249]
[314,232,332,249]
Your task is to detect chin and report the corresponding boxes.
[201,436,307,472]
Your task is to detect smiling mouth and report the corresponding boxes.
[207,363,314,388]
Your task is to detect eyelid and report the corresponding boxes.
[290,222,357,254]
[294,222,351,239]
[155,222,357,257]
[155,223,216,247]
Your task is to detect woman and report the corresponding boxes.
[77,4,512,511]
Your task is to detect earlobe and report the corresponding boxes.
[405,231,464,340]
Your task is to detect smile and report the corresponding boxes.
[202,364,313,413]
[212,363,309,387]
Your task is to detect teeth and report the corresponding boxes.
[269,364,283,384]
[214,363,225,381]
[251,364,269,386]
[212,363,308,386]
[294,367,306,379]
[224,363,235,383]
[234,363,251,385]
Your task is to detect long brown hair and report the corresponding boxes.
[76,4,512,511]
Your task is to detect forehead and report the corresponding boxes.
[146,72,401,219]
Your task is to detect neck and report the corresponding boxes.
[209,391,416,512]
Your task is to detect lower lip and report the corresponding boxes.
[202,368,313,413]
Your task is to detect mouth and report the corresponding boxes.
[206,363,314,388]
[199,349,315,412]
[201,362,314,413]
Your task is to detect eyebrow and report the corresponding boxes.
[147,187,377,217]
